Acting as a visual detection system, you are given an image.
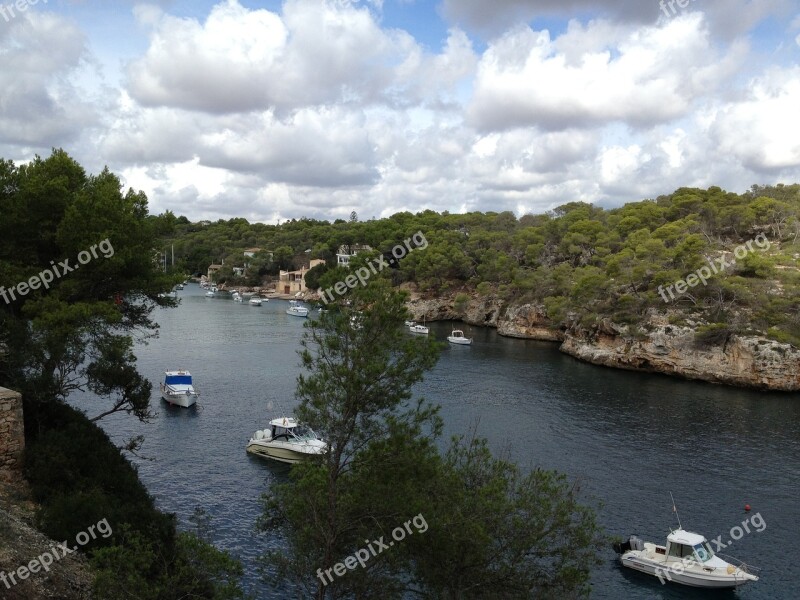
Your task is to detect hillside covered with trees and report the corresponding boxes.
[160,185,800,349]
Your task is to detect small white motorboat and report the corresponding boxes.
[447,329,472,345]
[249,297,263,306]
[160,370,199,408]
[404,320,415,327]
[232,291,244,302]
[246,417,327,464]
[409,324,429,335]
[614,529,759,588]
[286,300,309,318]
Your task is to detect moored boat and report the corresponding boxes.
[246,417,327,464]
[286,300,309,317]
[409,324,429,335]
[160,370,199,408]
[447,329,472,345]
[614,529,759,589]
[249,297,263,306]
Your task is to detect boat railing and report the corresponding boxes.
[717,553,760,576]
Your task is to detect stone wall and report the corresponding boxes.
[0,387,24,474]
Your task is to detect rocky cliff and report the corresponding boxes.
[404,287,800,392]
[0,479,94,600]
[560,319,800,391]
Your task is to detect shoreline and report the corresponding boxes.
[404,289,800,393]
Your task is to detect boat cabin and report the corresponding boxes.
[666,530,715,563]
[164,371,193,386]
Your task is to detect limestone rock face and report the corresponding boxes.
[401,286,800,391]
[497,303,564,342]
[405,288,504,328]
[560,323,800,391]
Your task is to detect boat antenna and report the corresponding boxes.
[670,491,683,530]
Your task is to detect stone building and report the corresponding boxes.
[0,387,24,477]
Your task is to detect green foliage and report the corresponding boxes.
[133,181,800,350]
[453,292,469,312]
[303,261,329,291]
[694,324,734,348]
[410,435,602,598]
[0,150,176,419]
[261,283,602,598]
[24,401,246,600]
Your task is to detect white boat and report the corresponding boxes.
[286,300,309,318]
[233,292,244,302]
[246,417,327,464]
[409,324,429,335]
[614,529,759,589]
[249,297,263,306]
[404,320,415,327]
[160,370,199,408]
[447,329,472,345]
[205,290,215,297]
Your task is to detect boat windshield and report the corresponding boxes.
[290,426,318,441]
[693,541,715,563]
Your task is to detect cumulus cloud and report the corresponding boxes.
[442,0,794,40]
[2,0,800,223]
[0,12,97,148]
[198,107,380,187]
[125,0,474,114]
[468,14,747,132]
[709,67,800,171]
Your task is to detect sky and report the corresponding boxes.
[1,0,799,223]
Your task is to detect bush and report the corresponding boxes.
[694,324,734,348]
[23,399,245,599]
[454,292,469,312]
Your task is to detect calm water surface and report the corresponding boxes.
[78,284,800,599]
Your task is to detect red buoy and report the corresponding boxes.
[744,504,751,512]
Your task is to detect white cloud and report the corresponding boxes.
[3,0,800,223]
[125,0,474,115]
[0,11,97,147]
[709,67,800,171]
[442,0,794,40]
[468,14,746,132]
